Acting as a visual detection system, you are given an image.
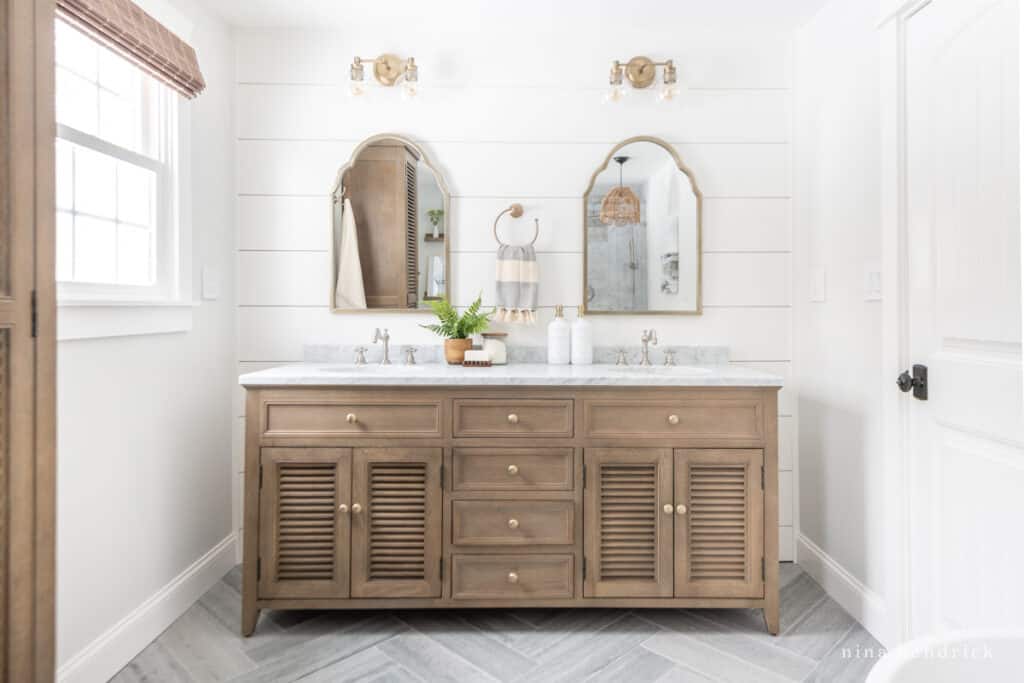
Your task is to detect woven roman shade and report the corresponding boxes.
[56,0,206,98]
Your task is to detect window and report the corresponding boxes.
[55,18,179,302]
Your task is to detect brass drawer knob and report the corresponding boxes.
[676,504,687,515]
[346,413,358,424]
[351,503,363,514]
[508,518,520,529]
[507,464,519,475]
[507,572,519,584]
[667,414,680,425]
[507,414,519,424]
[663,504,673,514]
[338,503,349,513]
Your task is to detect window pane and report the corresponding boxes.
[56,67,98,136]
[54,20,97,80]
[73,145,116,219]
[117,162,155,227]
[74,216,117,283]
[55,139,73,211]
[117,224,153,286]
[56,212,74,282]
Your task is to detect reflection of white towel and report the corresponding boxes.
[429,255,444,297]
[335,197,367,309]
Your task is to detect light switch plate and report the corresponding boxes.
[864,262,882,301]
[201,266,220,300]
[810,265,826,302]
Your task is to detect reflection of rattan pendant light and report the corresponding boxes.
[600,156,641,226]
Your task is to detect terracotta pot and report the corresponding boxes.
[444,338,472,365]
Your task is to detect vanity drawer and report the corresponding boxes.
[582,398,764,440]
[452,448,573,491]
[451,554,574,600]
[453,399,573,438]
[263,400,442,437]
[452,500,574,546]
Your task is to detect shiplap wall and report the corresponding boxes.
[232,26,795,561]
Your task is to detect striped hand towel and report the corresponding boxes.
[495,244,538,324]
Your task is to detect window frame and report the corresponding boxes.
[54,17,195,340]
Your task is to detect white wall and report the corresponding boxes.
[232,21,797,560]
[794,0,887,640]
[56,2,237,680]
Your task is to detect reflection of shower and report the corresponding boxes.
[627,233,639,301]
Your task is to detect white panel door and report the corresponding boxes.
[906,0,1023,635]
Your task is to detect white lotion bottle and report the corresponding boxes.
[547,305,571,365]
[571,309,593,365]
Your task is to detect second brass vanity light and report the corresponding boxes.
[606,56,679,103]
[349,54,418,98]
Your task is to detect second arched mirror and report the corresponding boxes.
[583,136,702,315]
[330,134,450,312]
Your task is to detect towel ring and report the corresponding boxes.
[493,203,539,246]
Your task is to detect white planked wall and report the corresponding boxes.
[233,27,796,561]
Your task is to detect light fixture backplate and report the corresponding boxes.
[373,53,405,86]
[625,56,657,89]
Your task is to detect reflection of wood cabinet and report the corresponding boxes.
[242,386,779,636]
[344,142,419,308]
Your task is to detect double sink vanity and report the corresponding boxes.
[239,358,783,636]
[239,131,783,637]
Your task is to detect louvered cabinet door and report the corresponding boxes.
[674,449,764,598]
[584,449,674,598]
[259,448,351,599]
[351,448,442,598]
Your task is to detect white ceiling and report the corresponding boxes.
[204,0,832,31]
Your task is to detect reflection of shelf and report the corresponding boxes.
[424,234,445,242]
[423,295,443,301]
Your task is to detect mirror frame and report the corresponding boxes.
[581,135,703,316]
[329,133,452,313]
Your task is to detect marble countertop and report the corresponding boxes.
[239,363,784,387]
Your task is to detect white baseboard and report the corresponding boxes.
[58,534,237,683]
[797,533,891,646]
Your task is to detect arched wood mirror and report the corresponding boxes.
[583,136,702,315]
[330,134,451,312]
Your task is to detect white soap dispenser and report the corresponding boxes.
[547,305,571,365]
[571,309,593,365]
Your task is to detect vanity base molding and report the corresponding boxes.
[241,386,780,636]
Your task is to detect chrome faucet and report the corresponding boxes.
[640,329,658,366]
[353,346,368,366]
[372,328,391,365]
[403,346,418,366]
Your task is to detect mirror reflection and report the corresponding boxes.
[584,138,701,314]
[331,136,449,311]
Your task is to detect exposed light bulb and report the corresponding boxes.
[402,81,418,100]
[604,85,626,103]
[348,80,365,97]
[658,84,680,102]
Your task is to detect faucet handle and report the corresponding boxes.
[354,346,368,365]
[615,349,629,366]
[663,349,676,367]
[403,346,418,365]
[647,329,659,346]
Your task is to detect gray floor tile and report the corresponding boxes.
[805,624,882,683]
[511,608,630,659]
[244,611,382,663]
[586,645,677,682]
[111,640,194,683]
[639,610,815,681]
[643,630,795,683]
[395,611,536,682]
[776,595,856,660]
[200,580,244,634]
[160,604,256,682]
[378,631,499,683]
[299,644,422,683]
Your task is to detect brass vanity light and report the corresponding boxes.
[349,54,419,98]
[605,57,679,103]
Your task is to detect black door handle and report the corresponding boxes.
[896,365,928,400]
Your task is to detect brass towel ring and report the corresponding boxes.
[493,203,539,247]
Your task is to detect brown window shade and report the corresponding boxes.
[56,0,206,98]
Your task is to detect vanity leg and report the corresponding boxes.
[242,602,260,637]
[764,603,780,635]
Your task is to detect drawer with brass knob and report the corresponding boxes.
[453,399,573,438]
[451,554,574,600]
[452,500,574,546]
[582,398,763,440]
[262,398,443,437]
[452,448,573,491]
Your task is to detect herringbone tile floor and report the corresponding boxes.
[112,564,882,683]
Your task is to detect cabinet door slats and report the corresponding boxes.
[675,449,764,598]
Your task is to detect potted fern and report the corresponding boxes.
[421,295,492,364]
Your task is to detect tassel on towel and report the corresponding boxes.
[495,243,538,324]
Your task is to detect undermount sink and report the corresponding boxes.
[607,365,713,375]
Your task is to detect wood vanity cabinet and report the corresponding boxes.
[242,386,780,636]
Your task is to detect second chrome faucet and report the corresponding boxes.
[372,328,391,365]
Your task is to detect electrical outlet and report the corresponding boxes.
[864,263,882,301]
